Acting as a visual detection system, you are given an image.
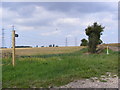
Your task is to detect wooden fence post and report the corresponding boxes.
[12,30,15,66]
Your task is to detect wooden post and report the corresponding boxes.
[12,30,15,66]
[107,46,109,55]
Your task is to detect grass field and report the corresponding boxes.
[2,46,118,88]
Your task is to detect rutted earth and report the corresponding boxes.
[59,73,118,88]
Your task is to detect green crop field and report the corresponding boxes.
[2,47,119,88]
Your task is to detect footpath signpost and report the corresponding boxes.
[12,26,18,67]
[12,30,15,67]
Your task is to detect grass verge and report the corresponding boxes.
[2,48,118,88]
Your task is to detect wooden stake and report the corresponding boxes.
[12,30,15,66]
[107,46,109,55]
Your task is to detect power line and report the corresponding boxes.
[2,28,5,48]
[65,37,68,46]
[12,25,15,30]
[75,37,77,46]
[9,25,15,48]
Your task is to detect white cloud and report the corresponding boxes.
[2,0,119,2]
[2,7,19,20]
[41,30,61,36]
[2,2,118,47]
[54,18,81,26]
[0,7,2,18]
[66,34,73,37]
[16,25,35,31]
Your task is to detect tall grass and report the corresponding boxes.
[2,48,118,88]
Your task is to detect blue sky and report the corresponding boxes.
[1,2,118,47]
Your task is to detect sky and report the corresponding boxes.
[0,2,118,47]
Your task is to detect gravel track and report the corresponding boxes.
[59,47,119,88]
[59,72,118,88]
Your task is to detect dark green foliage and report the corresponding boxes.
[53,44,55,47]
[85,22,104,53]
[49,45,52,47]
[56,45,59,47]
[80,38,88,46]
[15,46,32,48]
[36,45,38,47]
[98,39,103,44]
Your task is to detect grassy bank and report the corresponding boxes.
[2,48,118,88]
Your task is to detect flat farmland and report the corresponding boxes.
[1,46,85,56]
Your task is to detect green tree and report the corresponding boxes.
[80,38,88,46]
[98,39,103,44]
[49,45,52,47]
[85,22,104,53]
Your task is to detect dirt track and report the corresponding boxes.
[109,46,120,52]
